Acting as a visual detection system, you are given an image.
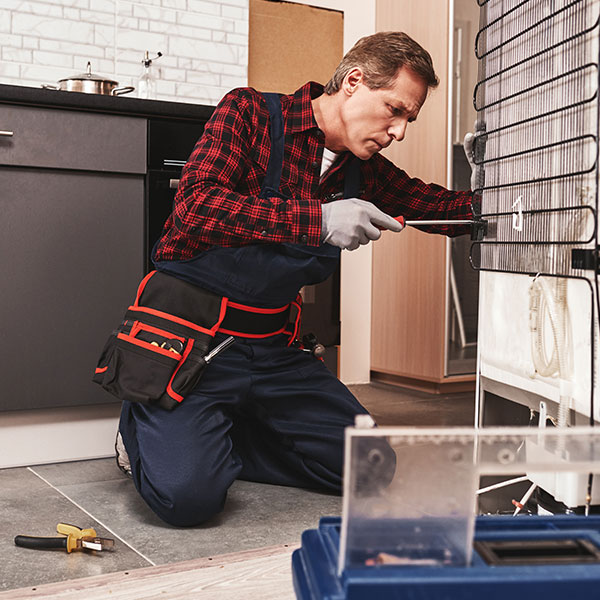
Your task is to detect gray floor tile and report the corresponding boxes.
[36,459,341,565]
[32,457,121,486]
[0,468,150,591]
[0,383,477,591]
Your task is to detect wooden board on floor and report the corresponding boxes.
[0,544,298,600]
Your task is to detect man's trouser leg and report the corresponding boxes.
[119,333,368,526]
[228,335,369,491]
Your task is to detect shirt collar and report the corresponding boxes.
[288,81,324,134]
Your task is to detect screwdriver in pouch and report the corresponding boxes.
[203,335,236,364]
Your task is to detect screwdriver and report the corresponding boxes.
[394,216,477,227]
[385,216,488,240]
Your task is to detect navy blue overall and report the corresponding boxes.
[118,93,369,527]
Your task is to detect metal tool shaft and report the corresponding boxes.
[404,219,475,226]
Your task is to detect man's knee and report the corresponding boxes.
[139,472,231,527]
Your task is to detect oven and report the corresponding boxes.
[145,117,207,272]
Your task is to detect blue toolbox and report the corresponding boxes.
[293,426,600,599]
[292,515,600,599]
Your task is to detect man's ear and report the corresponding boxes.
[342,67,364,96]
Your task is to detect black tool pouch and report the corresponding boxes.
[93,271,227,410]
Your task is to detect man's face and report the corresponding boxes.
[339,66,429,160]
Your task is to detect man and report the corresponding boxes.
[117,31,474,526]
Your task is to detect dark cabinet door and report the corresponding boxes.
[0,167,144,410]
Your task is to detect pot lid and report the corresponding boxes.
[58,62,118,84]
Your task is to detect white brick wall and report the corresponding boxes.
[0,0,248,105]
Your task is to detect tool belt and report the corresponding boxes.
[93,270,301,410]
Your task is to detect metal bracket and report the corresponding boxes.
[571,248,599,272]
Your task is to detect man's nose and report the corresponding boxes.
[388,119,408,142]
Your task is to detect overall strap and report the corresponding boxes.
[343,156,361,199]
[262,91,361,199]
[261,92,285,196]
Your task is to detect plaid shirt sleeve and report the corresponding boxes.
[156,88,322,260]
[363,153,474,236]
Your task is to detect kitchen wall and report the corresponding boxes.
[0,0,248,105]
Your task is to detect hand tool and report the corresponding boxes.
[298,333,326,358]
[14,523,115,553]
[384,215,488,241]
[203,335,235,364]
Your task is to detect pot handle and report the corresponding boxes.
[41,84,59,90]
[111,86,135,96]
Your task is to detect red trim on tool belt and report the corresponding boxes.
[127,306,217,336]
[132,271,300,341]
[166,338,195,403]
[133,271,157,307]
[130,321,186,342]
[117,333,180,359]
[226,300,290,315]
[216,298,294,337]
[217,325,289,338]
[214,297,228,334]
[285,293,303,346]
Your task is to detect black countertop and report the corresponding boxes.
[0,83,215,122]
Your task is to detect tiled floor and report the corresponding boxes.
[0,383,477,594]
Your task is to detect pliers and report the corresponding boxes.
[14,523,115,553]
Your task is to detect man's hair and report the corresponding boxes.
[324,31,439,94]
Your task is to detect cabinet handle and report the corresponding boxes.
[0,130,14,137]
[169,179,180,190]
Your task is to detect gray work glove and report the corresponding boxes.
[463,131,478,191]
[321,198,404,251]
[464,121,486,191]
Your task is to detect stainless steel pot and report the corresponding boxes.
[42,62,135,96]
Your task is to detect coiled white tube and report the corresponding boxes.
[529,276,572,429]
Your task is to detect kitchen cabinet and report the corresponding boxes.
[0,106,146,411]
[370,0,477,394]
[0,105,145,173]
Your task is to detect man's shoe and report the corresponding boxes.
[115,431,132,478]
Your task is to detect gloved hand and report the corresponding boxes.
[321,198,404,251]
[463,131,478,192]
[464,121,486,192]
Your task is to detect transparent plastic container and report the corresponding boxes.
[339,425,600,574]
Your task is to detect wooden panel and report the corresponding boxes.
[371,370,476,394]
[248,0,343,93]
[371,0,451,382]
[376,0,451,184]
[1,545,297,600]
[371,228,447,380]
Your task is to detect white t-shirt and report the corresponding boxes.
[320,147,339,180]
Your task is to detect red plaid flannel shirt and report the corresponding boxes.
[154,82,473,261]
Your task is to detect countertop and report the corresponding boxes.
[0,83,215,122]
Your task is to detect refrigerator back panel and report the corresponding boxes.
[474,0,600,430]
